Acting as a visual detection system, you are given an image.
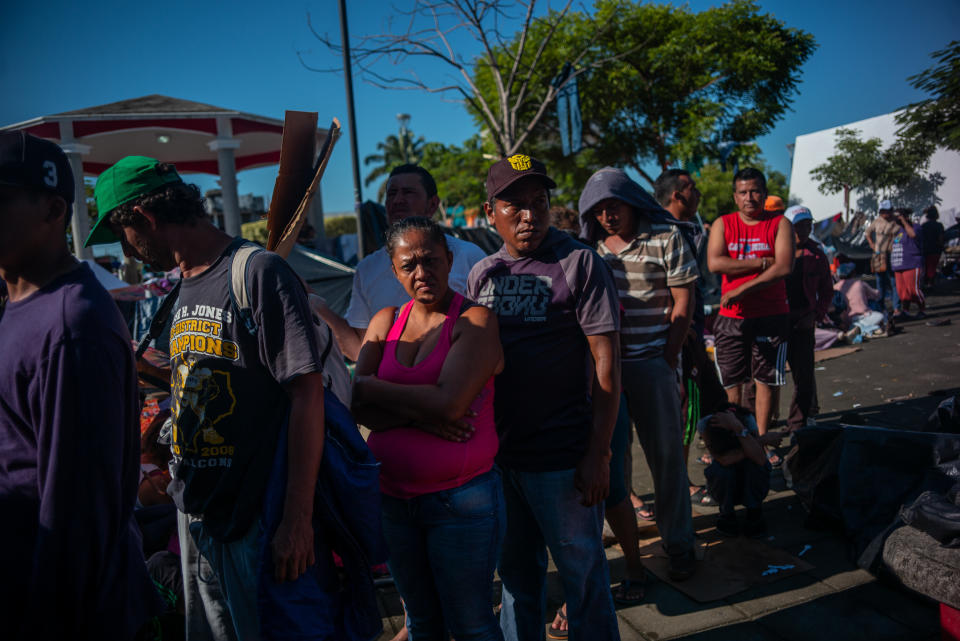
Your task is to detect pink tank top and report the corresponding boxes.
[719,212,789,319]
[367,293,498,498]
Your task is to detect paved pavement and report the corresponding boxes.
[374,277,960,641]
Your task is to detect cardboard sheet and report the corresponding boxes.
[635,526,813,603]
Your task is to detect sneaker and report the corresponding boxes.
[841,326,861,342]
[743,508,767,538]
[716,512,739,537]
[668,550,697,582]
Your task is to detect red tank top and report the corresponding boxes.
[719,212,789,319]
[367,293,498,498]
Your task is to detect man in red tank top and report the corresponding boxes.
[706,168,794,461]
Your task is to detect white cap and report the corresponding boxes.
[785,205,813,224]
[878,199,893,211]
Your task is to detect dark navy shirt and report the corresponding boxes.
[0,263,161,640]
[467,228,620,471]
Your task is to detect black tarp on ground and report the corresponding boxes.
[787,424,960,561]
[285,244,355,316]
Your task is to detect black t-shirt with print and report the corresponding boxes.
[167,248,322,542]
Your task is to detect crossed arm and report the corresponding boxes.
[706,410,783,467]
[351,305,504,441]
[709,217,795,308]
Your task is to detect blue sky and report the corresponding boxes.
[2,0,957,214]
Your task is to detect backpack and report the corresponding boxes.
[227,241,386,564]
[229,241,386,641]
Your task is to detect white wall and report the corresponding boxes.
[789,110,960,222]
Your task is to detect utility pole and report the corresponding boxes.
[338,0,364,259]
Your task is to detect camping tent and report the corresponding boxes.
[285,244,355,316]
[82,258,128,290]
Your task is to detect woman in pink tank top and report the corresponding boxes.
[352,217,505,640]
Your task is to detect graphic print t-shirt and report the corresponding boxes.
[719,212,789,319]
[891,225,923,271]
[167,248,322,541]
[466,228,619,472]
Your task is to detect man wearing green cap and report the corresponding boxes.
[88,156,329,639]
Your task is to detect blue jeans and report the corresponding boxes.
[498,468,620,641]
[875,266,900,312]
[704,461,771,515]
[178,511,260,641]
[381,468,505,641]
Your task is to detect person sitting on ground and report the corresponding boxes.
[700,404,784,537]
[833,263,887,338]
[352,216,506,641]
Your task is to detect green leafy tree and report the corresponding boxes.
[420,134,493,210]
[694,159,788,222]
[810,128,939,213]
[478,0,815,187]
[305,1,625,157]
[241,219,270,245]
[897,40,960,152]
[364,115,426,201]
[324,215,358,237]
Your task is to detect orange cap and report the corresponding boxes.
[764,195,785,212]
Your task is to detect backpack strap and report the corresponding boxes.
[135,279,182,359]
[228,240,263,338]
[228,240,338,387]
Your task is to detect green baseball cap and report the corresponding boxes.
[85,156,183,247]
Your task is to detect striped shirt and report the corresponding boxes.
[596,219,698,361]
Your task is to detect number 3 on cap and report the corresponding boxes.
[42,160,58,188]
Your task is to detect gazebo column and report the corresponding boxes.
[208,117,242,237]
[59,120,92,259]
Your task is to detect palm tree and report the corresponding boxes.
[364,114,426,201]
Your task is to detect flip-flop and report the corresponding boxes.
[635,503,655,521]
[546,607,568,640]
[690,486,717,506]
[612,578,646,606]
[696,454,713,465]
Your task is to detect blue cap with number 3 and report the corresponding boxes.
[0,131,75,204]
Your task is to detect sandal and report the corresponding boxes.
[766,450,783,468]
[547,606,568,640]
[635,502,655,521]
[612,578,646,605]
[690,486,717,506]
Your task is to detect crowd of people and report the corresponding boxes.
[0,130,946,641]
